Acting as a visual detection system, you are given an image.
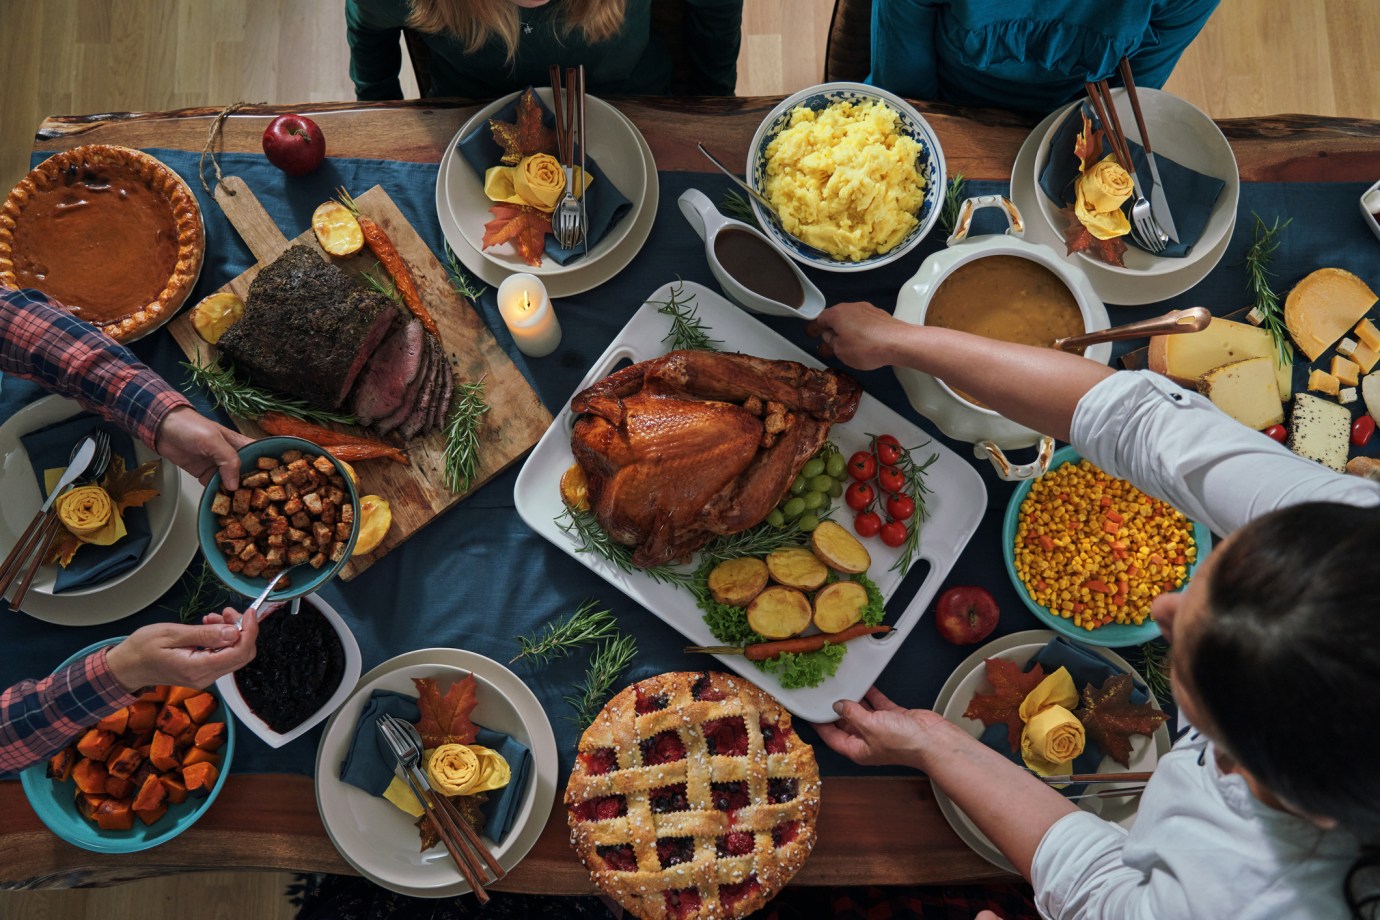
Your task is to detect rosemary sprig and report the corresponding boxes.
[511,600,619,665]
[939,172,967,235]
[1242,213,1294,366]
[650,280,721,352]
[1134,639,1173,708]
[444,242,487,301]
[881,435,939,574]
[565,633,639,729]
[161,555,236,624]
[443,378,490,493]
[360,261,401,302]
[721,189,760,228]
[554,506,692,588]
[182,356,358,426]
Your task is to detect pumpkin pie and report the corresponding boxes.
[0,145,204,341]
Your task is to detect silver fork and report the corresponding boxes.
[549,66,583,250]
[1086,81,1167,253]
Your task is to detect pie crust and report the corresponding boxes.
[0,144,204,342]
[565,671,820,919]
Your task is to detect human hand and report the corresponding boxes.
[105,608,258,692]
[805,301,911,371]
[813,687,946,769]
[154,406,252,490]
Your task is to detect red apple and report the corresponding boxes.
[934,585,999,645]
[262,114,326,176]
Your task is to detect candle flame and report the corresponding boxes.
[520,291,531,313]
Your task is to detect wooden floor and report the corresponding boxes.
[1,1,1376,917]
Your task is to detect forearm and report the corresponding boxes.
[0,649,135,775]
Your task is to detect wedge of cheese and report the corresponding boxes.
[1148,316,1291,400]
[1199,357,1287,430]
[1284,268,1378,361]
[1287,393,1350,471]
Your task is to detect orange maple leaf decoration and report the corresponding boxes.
[103,455,161,514]
[413,674,480,748]
[488,88,557,166]
[1074,673,1168,768]
[1060,206,1128,268]
[963,657,1049,751]
[1073,110,1103,172]
[483,203,552,267]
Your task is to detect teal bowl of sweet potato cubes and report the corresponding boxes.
[198,436,360,602]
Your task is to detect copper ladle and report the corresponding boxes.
[1053,307,1212,352]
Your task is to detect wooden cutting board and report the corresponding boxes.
[168,177,552,579]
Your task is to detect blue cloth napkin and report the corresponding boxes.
[19,414,152,593]
[1037,104,1227,258]
[456,90,632,266]
[978,638,1152,795]
[339,690,530,843]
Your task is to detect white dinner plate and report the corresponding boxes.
[437,103,659,298]
[1010,107,1233,306]
[513,281,988,723]
[930,629,1171,873]
[313,648,557,898]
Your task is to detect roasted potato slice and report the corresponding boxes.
[190,292,244,344]
[351,495,391,556]
[312,201,365,256]
[746,586,812,639]
[813,580,869,633]
[560,463,590,511]
[811,520,872,574]
[707,557,769,607]
[765,546,828,591]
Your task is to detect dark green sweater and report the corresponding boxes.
[346,0,742,100]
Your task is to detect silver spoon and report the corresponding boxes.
[696,143,832,259]
[236,563,305,631]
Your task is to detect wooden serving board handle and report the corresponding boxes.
[214,176,292,263]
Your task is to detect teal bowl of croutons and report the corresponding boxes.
[197,436,360,602]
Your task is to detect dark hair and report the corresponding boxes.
[1185,502,1380,918]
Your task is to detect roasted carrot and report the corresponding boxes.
[258,413,410,464]
[337,188,440,340]
[324,443,410,464]
[743,624,893,660]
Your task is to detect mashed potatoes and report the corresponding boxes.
[763,99,926,261]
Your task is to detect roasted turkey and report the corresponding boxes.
[569,350,862,567]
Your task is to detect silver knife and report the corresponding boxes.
[40,438,97,512]
[1144,153,1179,244]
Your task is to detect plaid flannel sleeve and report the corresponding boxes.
[0,647,135,775]
[0,287,192,449]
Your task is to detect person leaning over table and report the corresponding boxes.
[346,0,743,101]
[806,301,1380,920]
[867,0,1220,114]
[0,286,259,775]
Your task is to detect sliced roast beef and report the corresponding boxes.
[429,352,455,433]
[399,335,443,440]
[376,326,433,435]
[218,246,396,409]
[352,318,426,427]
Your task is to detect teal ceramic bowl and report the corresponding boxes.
[1001,446,1213,647]
[197,436,360,603]
[20,637,235,853]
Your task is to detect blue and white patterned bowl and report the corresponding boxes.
[747,82,946,273]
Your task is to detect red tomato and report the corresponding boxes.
[880,520,908,547]
[886,493,916,521]
[854,511,882,538]
[848,450,877,481]
[877,465,905,494]
[1263,424,1287,443]
[874,434,903,466]
[845,480,876,511]
[1352,415,1376,447]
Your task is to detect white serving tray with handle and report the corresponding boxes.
[513,282,987,722]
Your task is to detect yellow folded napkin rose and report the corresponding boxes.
[1021,704,1086,775]
[483,153,591,213]
[55,484,126,546]
[428,743,510,796]
[1018,667,1079,723]
[1074,155,1132,240]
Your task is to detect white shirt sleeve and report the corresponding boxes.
[1032,812,1193,920]
[1069,371,1380,536]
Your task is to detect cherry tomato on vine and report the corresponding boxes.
[854,510,883,538]
[845,480,876,511]
[848,450,877,481]
[880,520,908,547]
[874,434,903,466]
[877,464,905,494]
[1263,424,1287,443]
[886,493,916,521]
[1352,415,1376,447]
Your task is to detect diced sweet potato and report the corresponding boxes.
[95,708,130,735]
[76,728,118,762]
[106,744,144,779]
[94,798,134,831]
[176,723,198,749]
[126,701,158,732]
[160,774,189,805]
[137,685,169,703]
[183,693,217,725]
[182,747,221,768]
[149,730,180,771]
[105,774,136,800]
[72,758,109,795]
[132,773,167,812]
[183,761,219,795]
[155,704,192,738]
[129,760,157,790]
[47,746,78,782]
[193,721,227,751]
[76,793,109,822]
[165,686,199,707]
[134,802,169,826]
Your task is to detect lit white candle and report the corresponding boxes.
[496,273,562,357]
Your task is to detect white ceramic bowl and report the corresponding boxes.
[748,81,946,273]
[215,594,362,749]
[1031,87,1239,277]
[1360,180,1380,245]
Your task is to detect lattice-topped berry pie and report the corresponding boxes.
[565,671,819,919]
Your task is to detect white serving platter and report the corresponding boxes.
[513,282,987,722]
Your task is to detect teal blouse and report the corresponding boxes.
[346,0,742,100]
[868,0,1220,114]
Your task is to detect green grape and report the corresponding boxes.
[825,454,846,478]
[801,458,825,479]
[765,508,785,528]
[802,490,826,510]
[809,474,834,493]
[789,475,808,495]
[797,513,820,532]
[782,497,806,519]
[827,479,843,498]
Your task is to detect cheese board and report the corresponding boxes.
[168,179,552,579]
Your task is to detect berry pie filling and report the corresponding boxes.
[718,876,762,911]
[572,794,627,822]
[702,717,749,757]
[596,843,638,872]
[711,781,751,812]
[635,688,671,714]
[649,783,690,814]
[641,730,688,766]
[663,888,703,919]
[691,672,727,702]
[579,747,617,775]
[767,777,798,804]
[772,821,800,847]
[759,719,792,755]
[656,836,695,869]
[716,831,756,857]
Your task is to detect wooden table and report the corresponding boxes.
[5,97,1379,893]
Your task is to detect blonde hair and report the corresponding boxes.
[407,0,626,64]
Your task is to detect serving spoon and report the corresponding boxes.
[1053,307,1212,352]
[696,143,832,259]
